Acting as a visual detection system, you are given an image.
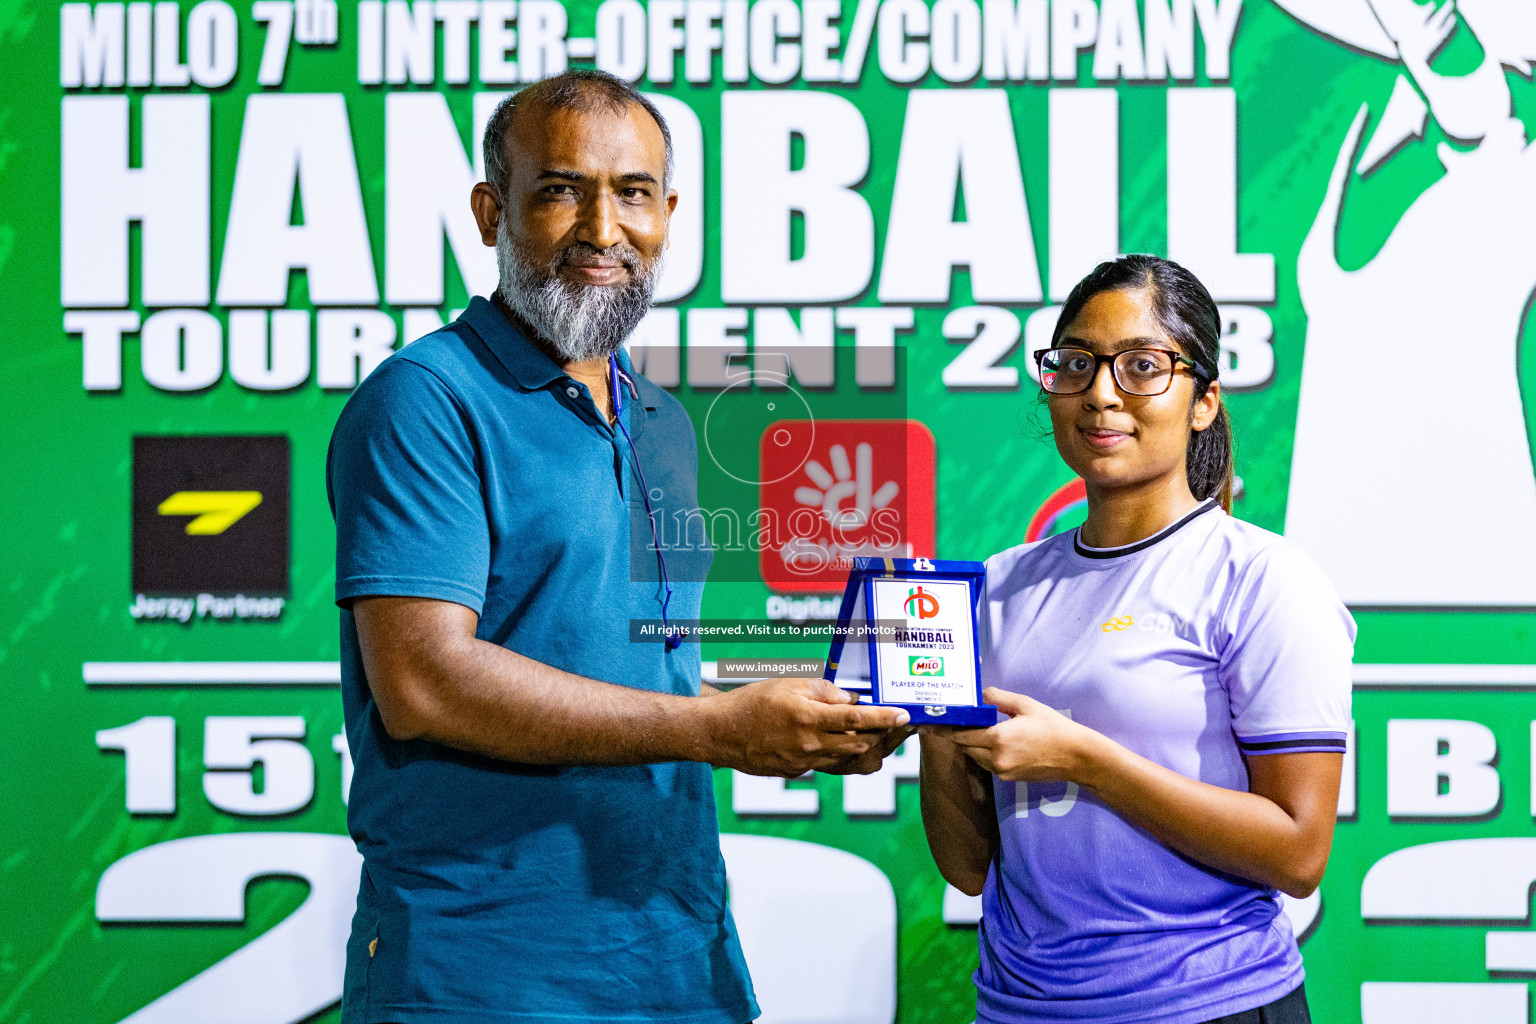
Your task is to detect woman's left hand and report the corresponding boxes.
[947,687,1095,784]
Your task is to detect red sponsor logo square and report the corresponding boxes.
[758,419,936,592]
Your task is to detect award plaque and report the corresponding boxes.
[824,556,996,726]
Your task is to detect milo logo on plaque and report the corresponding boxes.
[909,656,945,677]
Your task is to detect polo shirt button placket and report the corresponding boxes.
[565,386,580,399]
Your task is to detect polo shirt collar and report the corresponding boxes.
[458,295,640,390]
[458,295,563,390]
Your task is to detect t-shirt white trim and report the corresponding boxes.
[1071,498,1221,560]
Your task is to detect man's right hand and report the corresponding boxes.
[353,596,911,772]
[701,677,910,778]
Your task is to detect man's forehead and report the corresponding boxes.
[504,101,666,179]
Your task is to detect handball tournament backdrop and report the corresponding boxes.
[5,0,1536,1021]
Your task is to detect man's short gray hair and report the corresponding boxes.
[482,70,674,199]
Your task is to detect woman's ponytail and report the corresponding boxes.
[1187,395,1234,512]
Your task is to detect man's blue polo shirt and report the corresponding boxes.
[327,296,756,1024]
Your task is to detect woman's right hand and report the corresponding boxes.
[948,688,1095,785]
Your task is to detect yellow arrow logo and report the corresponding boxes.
[157,491,263,535]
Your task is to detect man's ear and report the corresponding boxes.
[663,188,678,249]
[470,182,503,247]
[1191,380,1221,431]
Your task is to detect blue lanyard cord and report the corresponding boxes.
[610,356,681,652]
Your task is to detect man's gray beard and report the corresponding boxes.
[495,216,661,363]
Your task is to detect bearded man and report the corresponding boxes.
[326,70,910,1024]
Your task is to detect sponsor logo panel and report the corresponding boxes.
[131,435,290,619]
[758,419,936,593]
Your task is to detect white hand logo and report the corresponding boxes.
[793,443,899,530]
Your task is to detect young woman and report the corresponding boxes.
[922,255,1352,1024]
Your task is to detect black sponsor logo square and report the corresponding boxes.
[132,436,290,595]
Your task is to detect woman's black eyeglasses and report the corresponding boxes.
[1033,347,1199,397]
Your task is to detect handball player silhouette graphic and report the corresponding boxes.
[1276,0,1536,605]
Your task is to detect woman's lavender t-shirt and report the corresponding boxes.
[975,500,1354,1024]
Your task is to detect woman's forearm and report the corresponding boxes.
[1071,732,1340,897]
[920,732,999,896]
[954,693,1343,898]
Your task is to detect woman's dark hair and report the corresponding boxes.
[1050,254,1235,511]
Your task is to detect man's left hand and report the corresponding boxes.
[817,724,917,775]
